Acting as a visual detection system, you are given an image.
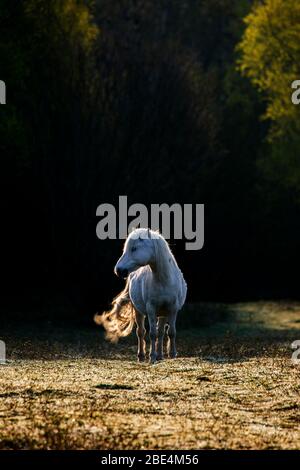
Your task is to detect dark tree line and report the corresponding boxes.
[1,0,299,322]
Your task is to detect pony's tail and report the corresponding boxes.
[94,280,135,343]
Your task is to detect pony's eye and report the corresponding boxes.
[131,246,137,253]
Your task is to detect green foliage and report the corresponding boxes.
[238,0,300,138]
[24,0,99,51]
[238,0,300,193]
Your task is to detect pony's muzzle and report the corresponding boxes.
[116,267,128,279]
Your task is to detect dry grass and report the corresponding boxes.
[0,301,300,449]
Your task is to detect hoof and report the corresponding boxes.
[149,355,157,364]
[156,355,164,361]
[169,352,177,359]
[137,355,146,362]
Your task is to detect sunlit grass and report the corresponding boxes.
[0,302,299,449]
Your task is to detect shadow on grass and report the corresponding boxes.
[95,383,135,390]
[1,302,299,362]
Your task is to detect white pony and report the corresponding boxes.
[95,228,187,363]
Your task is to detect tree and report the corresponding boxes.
[238,0,300,138]
[238,0,300,196]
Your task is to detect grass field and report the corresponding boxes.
[0,302,300,449]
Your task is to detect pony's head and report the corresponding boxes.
[114,228,173,279]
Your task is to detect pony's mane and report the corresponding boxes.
[127,228,178,282]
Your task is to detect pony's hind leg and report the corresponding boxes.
[156,317,167,361]
[135,310,146,362]
[167,312,178,359]
[147,304,157,364]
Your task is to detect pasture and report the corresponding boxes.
[0,302,299,450]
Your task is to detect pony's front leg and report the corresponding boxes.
[147,304,157,364]
[167,312,178,359]
[156,317,167,361]
[135,310,146,362]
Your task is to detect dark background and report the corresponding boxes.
[1,0,300,323]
